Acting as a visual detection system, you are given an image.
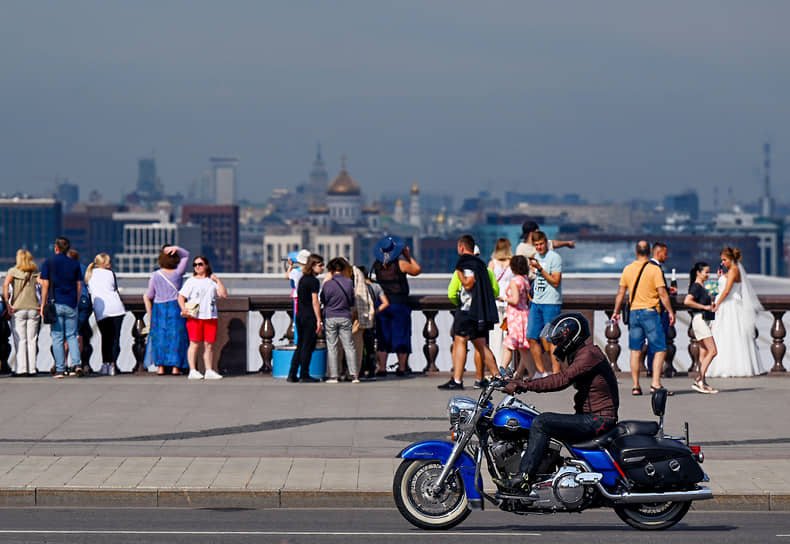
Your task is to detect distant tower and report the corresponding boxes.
[409,184,421,228]
[393,199,405,224]
[137,156,164,201]
[210,156,240,205]
[759,142,774,218]
[308,143,329,207]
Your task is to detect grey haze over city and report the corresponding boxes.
[1,0,788,207]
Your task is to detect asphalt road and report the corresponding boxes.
[0,508,787,543]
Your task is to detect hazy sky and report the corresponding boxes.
[1,0,788,209]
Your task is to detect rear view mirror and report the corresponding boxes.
[651,387,667,417]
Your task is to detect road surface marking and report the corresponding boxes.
[0,530,541,536]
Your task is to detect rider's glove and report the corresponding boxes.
[503,380,526,395]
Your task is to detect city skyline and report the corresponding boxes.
[1,1,788,207]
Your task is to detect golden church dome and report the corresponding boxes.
[327,155,361,196]
[411,184,419,194]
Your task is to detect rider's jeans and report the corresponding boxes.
[520,412,616,479]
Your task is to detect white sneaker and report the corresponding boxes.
[325,378,339,384]
[108,364,116,376]
[204,369,223,380]
[188,369,204,380]
[351,377,360,384]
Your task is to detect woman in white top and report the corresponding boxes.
[178,255,227,380]
[85,253,126,376]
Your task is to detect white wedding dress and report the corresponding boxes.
[709,264,771,377]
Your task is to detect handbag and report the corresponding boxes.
[183,302,199,318]
[622,262,649,326]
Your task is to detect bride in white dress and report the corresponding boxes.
[709,246,770,377]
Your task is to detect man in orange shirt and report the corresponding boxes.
[612,241,675,396]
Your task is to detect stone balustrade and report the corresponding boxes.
[1,293,786,376]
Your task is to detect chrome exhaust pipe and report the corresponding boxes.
[596,484,713,504]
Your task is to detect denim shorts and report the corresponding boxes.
[526,303,562,340]
[628,308,667,354]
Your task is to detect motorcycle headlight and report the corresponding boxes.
[447,396,477,428]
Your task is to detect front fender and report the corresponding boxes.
[397,440,481,501]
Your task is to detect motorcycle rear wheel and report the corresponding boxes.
[393,459,470,530]
[614,500,691,530]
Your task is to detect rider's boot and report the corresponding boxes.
[493,473,532,495]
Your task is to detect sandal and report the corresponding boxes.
[650,386,674,396]
[693,380,719,394]
[631,386,643,396]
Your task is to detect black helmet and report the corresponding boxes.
[540,312,590,362]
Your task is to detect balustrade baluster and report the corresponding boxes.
[130,309,147,374]
[422,310,439,373]
[603,311,620,371]
[258,310,275,373]
[770,311,787,373]
[285,310,294,345]
[687,320,700,375]
[0,319,11,374]
[664,321,677,377]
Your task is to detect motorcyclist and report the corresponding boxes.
[494,312,619,494]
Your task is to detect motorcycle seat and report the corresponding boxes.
[571,420,659,449]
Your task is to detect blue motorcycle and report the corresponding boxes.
[393,375,712,531]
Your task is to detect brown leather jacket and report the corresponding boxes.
[510,343,619,419]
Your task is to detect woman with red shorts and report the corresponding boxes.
[178,256,228,380]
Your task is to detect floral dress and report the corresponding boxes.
[504,274,530,350]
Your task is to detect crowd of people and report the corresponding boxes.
[1,238,228,379]
[0,229,771,386]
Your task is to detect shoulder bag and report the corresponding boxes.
[42,260,58,324]
[621,262,649,326]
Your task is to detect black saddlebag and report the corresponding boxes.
[610,435,704,490]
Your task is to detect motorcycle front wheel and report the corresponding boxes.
[614,500,691,530]
[393,459,470,530]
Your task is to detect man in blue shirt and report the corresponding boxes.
[526,230,563,375]
[40,237,83,378]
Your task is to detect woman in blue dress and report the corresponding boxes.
[143,246,190,374]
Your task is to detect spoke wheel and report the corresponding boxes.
[614,500,691,530]
[393,459,470,530]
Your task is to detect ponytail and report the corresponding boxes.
[688,261,708,290]
[84,263,95,284]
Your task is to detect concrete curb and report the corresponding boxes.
[0,488,787,510]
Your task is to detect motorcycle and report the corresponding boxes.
[393,373,712,531]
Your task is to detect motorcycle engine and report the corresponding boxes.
[490,440,524,476]
[552,467,589,510]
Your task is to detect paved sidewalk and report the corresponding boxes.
[0,372,787,509]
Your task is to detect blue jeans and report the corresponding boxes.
[51,303,80,372]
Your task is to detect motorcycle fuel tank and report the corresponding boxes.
[491,407,535,439]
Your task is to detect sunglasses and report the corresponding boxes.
[193,262,206,267]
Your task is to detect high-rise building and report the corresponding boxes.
[181,205,240,272]
[55,181,79,212]
[136,157,164,201]
[210,157,240,205]
[114,220,201,274]
[0,198,62,268]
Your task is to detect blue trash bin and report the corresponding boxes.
[271,346,326,380]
